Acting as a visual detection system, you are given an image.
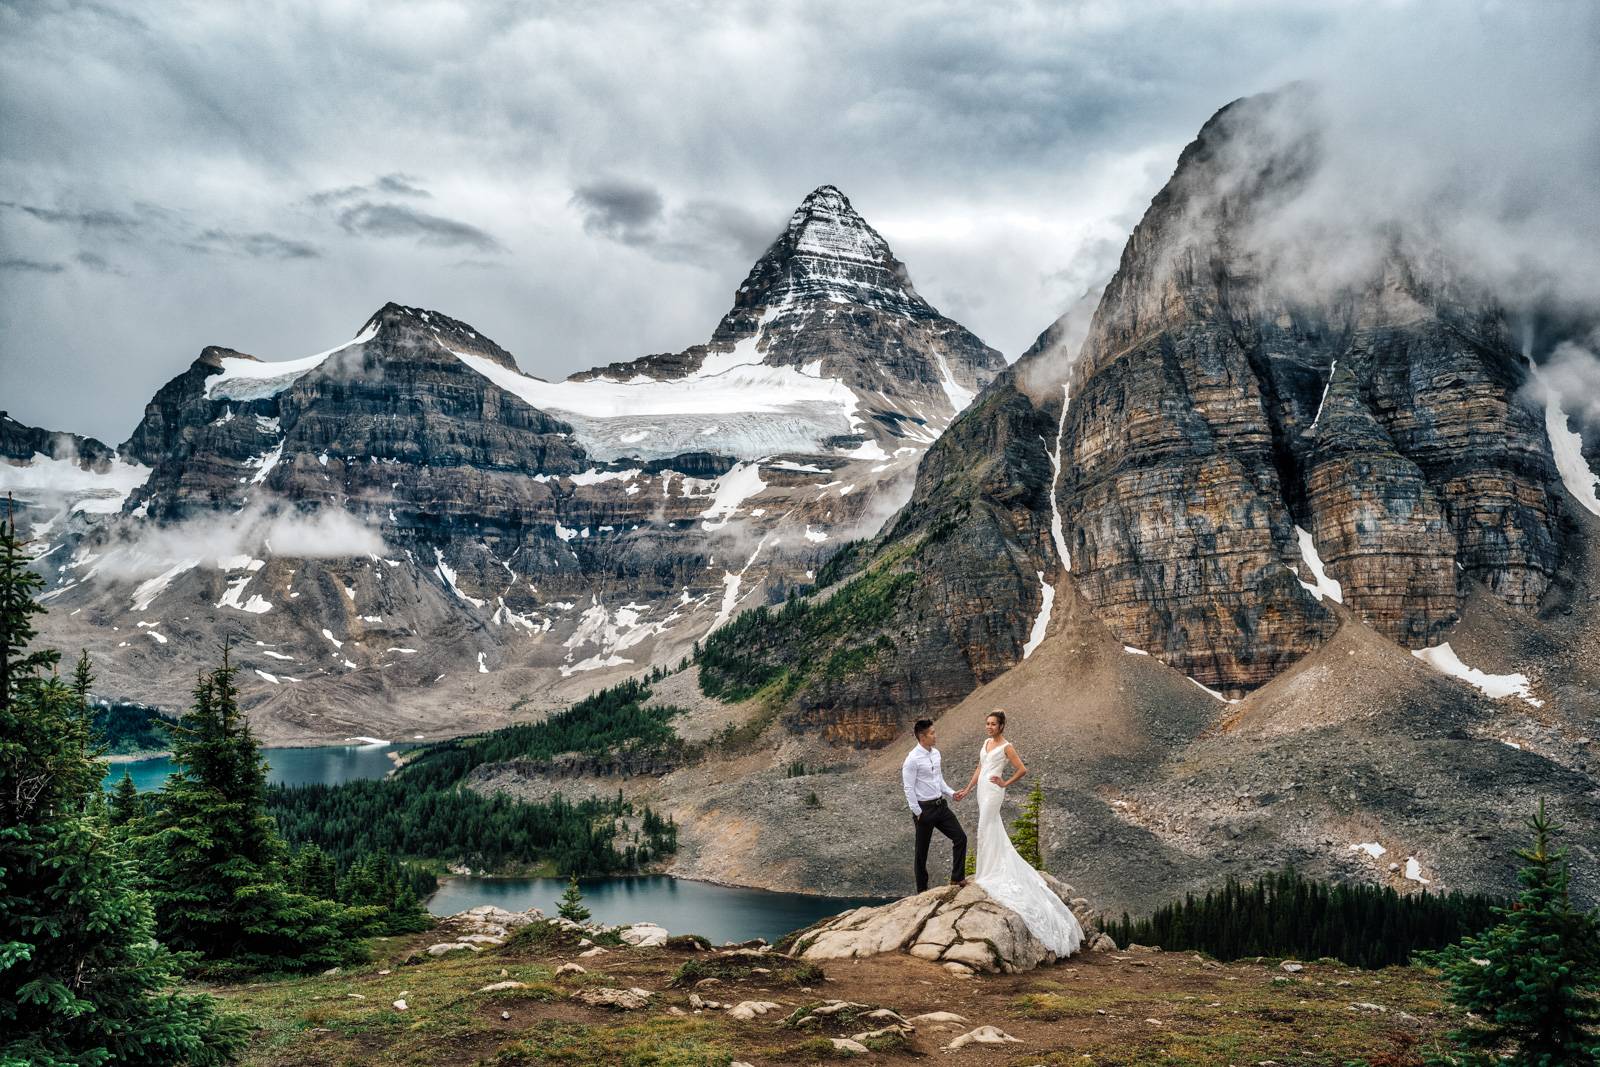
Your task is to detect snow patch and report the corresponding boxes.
[255,670,280,684]
[131,560,199,612]
[1021,572,1053,659]
[1403,857,1430,884]
[699,462,766,530]
[477,651,489,674]
[1350,842,1387,859]
[1411,642,1541,707]
[1539,368,1600,517]
[1293,526,1343,603]
[1047,382,1072,572]
[207,323,379,401]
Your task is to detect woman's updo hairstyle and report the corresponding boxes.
[987,710,1006,729]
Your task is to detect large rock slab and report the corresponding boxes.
[783,874,1091,974]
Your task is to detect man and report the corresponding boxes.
[901,718,968,892]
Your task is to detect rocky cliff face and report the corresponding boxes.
[703,88,1591,747]
[1057,90,1561,692]
[11,187,1004,741]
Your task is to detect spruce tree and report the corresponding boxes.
[110,771,141,828]
[1011,778,1045,870]
[0,509,246,1066]
[558,874,591,923]
[137,644,376,976]
[1425,799,1600,1065]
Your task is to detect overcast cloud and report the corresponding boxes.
[0,0,1594,443]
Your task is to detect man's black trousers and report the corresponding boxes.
[912,798,967,891]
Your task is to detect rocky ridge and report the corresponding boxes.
[7,186,1003,741]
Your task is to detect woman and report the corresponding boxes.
[953,710,1083,956]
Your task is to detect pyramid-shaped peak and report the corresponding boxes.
[724,185,929,318]
[783,185,892,266]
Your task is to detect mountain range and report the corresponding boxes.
[4,89,1597,913]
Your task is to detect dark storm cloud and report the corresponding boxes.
[335,202,503,252]
[571,179,665,244]
[572,180,771,264]
[0,256,65,273]
[74,251,120,273]
[308,173,433,206]
[191,229,322,260]
[1,200,145,236]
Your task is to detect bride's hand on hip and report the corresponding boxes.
[988,775,1004,786]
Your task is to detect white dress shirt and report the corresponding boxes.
[902,743,955,815]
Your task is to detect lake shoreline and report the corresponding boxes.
[425,870,898,909]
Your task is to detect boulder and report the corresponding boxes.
[572,987,652,1011]
[619,922,670,947]
[945,1026,1022,1050]
[786,882,1089,974]
[727,1000,783,1020]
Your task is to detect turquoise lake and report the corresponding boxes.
[104,742,405,792]
[105,743,879,940]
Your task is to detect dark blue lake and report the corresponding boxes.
[426,874,884,945]
[103,742,405,792]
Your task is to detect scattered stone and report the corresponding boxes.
[693,977,722,989]
[727,1000,783,1020]
[1127,943,1162,954]
[578,946,609,958]
[345,993,364,999]
[907,1011,967,1026]
[555,963,587,978]
[377,969,391,975]
[392,999,407,1011]
[863,1008,910,1026]
[500,1010,511,1020]
[477,981,527,993]
[1145,1018,1163,1026]
[426,942,479,957]
[619,922,670,947]
[1089,933,1118,953]
[810,1000,870,1016]
[322,966,341,976]
[943,961,975,977]
[829,1038,869,1054]
[1280,962,1305,973]
[851,1026,910,1042]
[945,1025,1022,1050]
[456,934,505,945]
[571,987,652,1011]
[1350,1002,1389,1013]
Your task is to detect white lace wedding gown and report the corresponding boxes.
[972,740,1083,956]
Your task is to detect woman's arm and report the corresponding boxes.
[989,745,1027,787]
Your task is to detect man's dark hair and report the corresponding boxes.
[913,719,934,738]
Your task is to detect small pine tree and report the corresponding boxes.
[1011,778,1045,870]
[1424,799,1600,1065]
[963,781,1045,875]
[0,508,247,1065]
[558,873,591,923]
[136,645,376,976]
[109,770,141,827]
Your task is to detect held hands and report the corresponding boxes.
[952,787,969,802]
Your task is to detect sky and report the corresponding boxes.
[1,0,1595,444]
